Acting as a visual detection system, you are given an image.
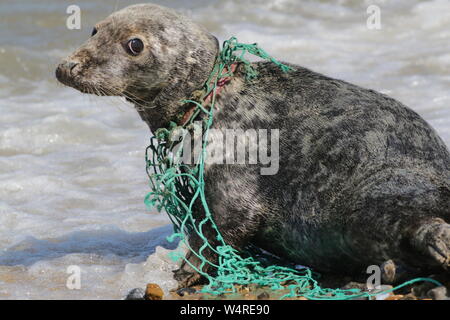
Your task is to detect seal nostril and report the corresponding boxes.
[67,62,79,76]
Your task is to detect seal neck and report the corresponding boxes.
[176,62,238,127]
[138,35,220,132]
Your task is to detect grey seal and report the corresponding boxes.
[56,3,450,287]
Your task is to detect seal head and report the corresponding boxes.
[56,3,219,129]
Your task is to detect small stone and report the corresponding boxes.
[244,293,258,300]
[238,285,250,293]
[125,288,145,300]
[145,283,164,300]
[257,292,270,300]
[177,287,197,297]
[427,286,449,300]
[400,293,417,300]
[380,260,396,284]
[373,285,394,300]
[412,281,436,298]
[385,295,404,300]
[341,281,367,291]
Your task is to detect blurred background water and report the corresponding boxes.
[0,0,449,299]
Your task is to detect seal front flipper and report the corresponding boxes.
[173,250,207,289]
[171,229,214,289]
[172,199,261,289]
[172,230,257,289]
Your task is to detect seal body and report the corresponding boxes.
[56,3,450,286]
[206,62,450,276]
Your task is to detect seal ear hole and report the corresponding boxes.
[126,38,144,56]
[91,27,97,37]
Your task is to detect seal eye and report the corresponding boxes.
[126,38,144,56]
[91,27,97,37]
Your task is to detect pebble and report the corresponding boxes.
[145,283,164,300]
[373,285,394,300]
[380,260,396,284]
[427,286,449,300]
[385,295,404,300]
[177,287,197,297]
[257,292,270,300]
[412,281,437,298]
[341,281,367,291]
[400,293,417,300]
[124,288,145,300]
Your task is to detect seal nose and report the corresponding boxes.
[55,61,79,84]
